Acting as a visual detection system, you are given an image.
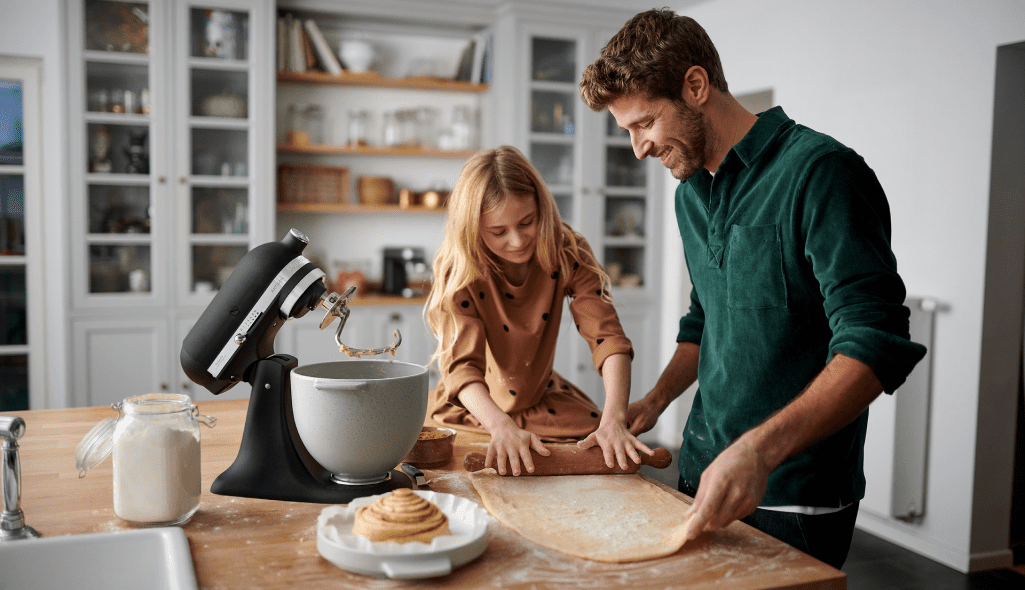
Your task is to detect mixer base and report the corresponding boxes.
[210,355,415,504]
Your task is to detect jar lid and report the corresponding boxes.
[75,416,118,477]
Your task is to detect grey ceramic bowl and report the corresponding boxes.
[290,360,428,484]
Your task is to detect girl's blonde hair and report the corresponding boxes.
[425,145,610,366]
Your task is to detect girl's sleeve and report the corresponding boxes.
[437,286,489,407]
[566,238,633,375]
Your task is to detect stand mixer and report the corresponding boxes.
[180,228,419,504]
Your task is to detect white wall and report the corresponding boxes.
[0,0,70,408]
[662,0,1025,573]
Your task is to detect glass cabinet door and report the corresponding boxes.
[602,112,647,289]
[524,28,653,293]
[0,59,44,410]
[81,0,158,297]
[177,2,253,297]
[528,35,578,224]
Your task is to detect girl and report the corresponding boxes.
[425,145,652,476]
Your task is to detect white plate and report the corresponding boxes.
[0,527,197,590]
[317,491,490,579]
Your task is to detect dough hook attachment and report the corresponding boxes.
[318,286,403,357]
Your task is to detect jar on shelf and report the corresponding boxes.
[348,110,370,147]
[382,111,399,147]
[303,104,324,145]
[286,103,309,146]
[76,393,216,527]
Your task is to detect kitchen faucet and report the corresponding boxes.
[0,416,40,540]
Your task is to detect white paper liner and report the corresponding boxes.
[317,491,490,560]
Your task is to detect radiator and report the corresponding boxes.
[891,297,938,521]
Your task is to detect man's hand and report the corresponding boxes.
[682,434,770,541]
[626,395,665,436]
[681,353,885,541]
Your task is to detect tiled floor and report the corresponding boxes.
[638,443,1025,589]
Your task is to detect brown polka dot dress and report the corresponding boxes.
[429,236,633,441]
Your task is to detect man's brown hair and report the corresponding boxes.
[579,8,728,111]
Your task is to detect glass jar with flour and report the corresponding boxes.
[76,394,216,526]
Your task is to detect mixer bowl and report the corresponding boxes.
[291,360,429,484]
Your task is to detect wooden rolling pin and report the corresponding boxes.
[463,444,672,475]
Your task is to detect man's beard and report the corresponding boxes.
[662,102,707,181]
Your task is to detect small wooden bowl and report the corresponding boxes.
[402,426,456,467]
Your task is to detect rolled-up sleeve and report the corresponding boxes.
[567,240,633,374]
[801,151,927,393]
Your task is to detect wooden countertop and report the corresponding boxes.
[8,400,845,589]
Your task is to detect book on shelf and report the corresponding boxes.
[453,32,492,84]
[277,16,287,72]
[303,19,343,75]
[289,17,304,72]
[454,36,475,82]
[278,14,344,75]
[301,24,318,71]
[479,32,493,84]
[470,33,486,84]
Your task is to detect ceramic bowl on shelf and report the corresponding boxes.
[199,91,246,118]
[339,39,376,73]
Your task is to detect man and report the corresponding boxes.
[579,9,926,569]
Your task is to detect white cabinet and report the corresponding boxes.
[71,318,169,407]
[493,8,664,404]
[65,0,274,406]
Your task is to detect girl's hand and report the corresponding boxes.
[485,418,550,476]
[577,419,653,470]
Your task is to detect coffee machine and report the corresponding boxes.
[382,247,427,297]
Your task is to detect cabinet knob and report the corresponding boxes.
[158,176,166,184]
[389,313,402,322]
[181,383,190,391]
[160,382,169,390]
[582,187,590,195]
[179,176,187,185]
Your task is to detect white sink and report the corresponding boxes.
[0,527,198,590]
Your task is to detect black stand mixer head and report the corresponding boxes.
[180,229,413,503]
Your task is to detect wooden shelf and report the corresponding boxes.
[276,202,446,214]
[276,70,488,93]
[349,293,428,306]
[277,143,477,158]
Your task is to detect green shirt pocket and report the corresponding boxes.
[727,224,788,309]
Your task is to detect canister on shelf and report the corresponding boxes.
[304,104,324,145]
[348,110,370,147]
[286,103,309,146]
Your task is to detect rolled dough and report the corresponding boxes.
[469,470,691,562]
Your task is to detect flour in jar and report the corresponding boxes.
[113,425,201,524]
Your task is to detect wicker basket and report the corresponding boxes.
[278,163,350,205]
[357,176,396,206]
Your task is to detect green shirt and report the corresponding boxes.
[675,106,927,507]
